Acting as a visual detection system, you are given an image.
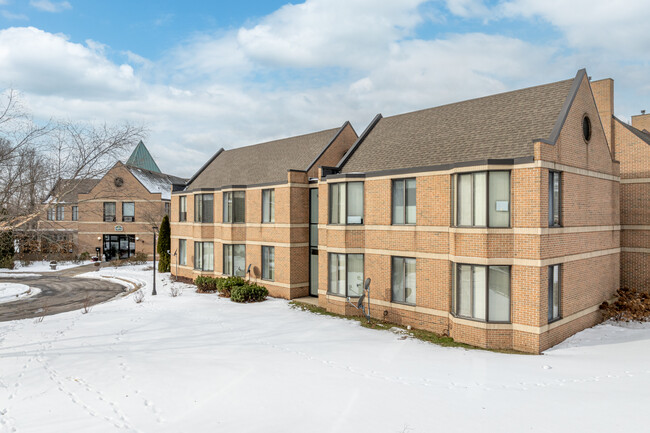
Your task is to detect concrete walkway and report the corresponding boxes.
[0,263,127,322]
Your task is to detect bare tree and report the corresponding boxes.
[0,88,146,231]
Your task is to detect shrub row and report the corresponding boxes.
[194,276,269,303]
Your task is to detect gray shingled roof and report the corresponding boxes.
[44,178,100,204]
[615,117,650,146]
[340,77,576,174]
[126,166,188,200]
[187,127,342,190]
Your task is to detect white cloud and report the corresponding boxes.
[29,0,71,13]
[1,10,28,20]
[444,0,490,18]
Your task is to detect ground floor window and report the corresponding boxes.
[392,257,416,305]
[452,263,510,322]
[223,244,246,276]
[328,253,363,297]
[178,239,186,266]
[261,246,275,281]
[194,242,214,271]
[548,264,561,322]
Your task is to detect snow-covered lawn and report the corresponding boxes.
[0,264,648,432]
[0,283,41,304]
[0,260,93,273]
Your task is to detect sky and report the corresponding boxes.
[1,0,649,178]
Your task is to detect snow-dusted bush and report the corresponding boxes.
[231,284,268,303]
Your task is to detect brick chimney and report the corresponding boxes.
[631,110,650,132]
[590,78,615,155]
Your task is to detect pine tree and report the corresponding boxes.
[0,229,15,269]
[157,214,171,272]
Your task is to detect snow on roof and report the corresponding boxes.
[126,166,187,200]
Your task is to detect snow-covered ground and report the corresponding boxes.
[0,283,41,304]
[0,260,92,273]
[0,264,648,432]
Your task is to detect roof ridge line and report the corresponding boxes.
[545,68,587,145]
[335,113,383,171]
[305,121,354,173]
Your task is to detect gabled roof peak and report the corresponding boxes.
[126,141,161,173]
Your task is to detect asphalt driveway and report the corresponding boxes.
[0,264,128,322]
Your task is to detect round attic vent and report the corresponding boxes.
[114,177,124,187]
[582,115,592,143]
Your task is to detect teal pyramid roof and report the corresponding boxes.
[126,141,161,173]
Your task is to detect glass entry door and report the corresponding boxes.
[309,188,319,296]
[103,234,135,261]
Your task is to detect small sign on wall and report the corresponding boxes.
[495,201,509,212]
[115,225,124,232]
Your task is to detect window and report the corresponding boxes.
[56,206,64,221]
[582,115,592,142]
[194,242,214,271]
[328,253,363,296]
[392,257,416,304]
[329,182,363,224]
[122,202,135,222]
[103,202,116,222]
[178,239,187,266]
[223,191,245,223]
[549,171,561,227]
[262,246,275,281]
[548,265,561,322]
[72,206,78,221]
[452,263,510,322]
[164,202,170,217]
[262,189,275,223]
[47,207,55,221]
[179,196,187,222]
[223,244,246,276]
[194,194,214,223]
[392,178,416,224]
[454,171,510,228]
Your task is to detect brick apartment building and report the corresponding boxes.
[171,69,648,353]
[39,142,186,260]
[169,123,358,298]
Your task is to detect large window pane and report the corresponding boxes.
[457,264,472,317]
[347,182,363,224]
[329,253,344,295]
[203,243,214,272]
[472,266,486,320]
[549,265,561,321]
[223,193,232,223]
[347,254,364,296]
[473,172,487,226]
[234,244,246,276]
[233,191,245,223]
[405,178,416,224]
[549,172,561,227]
[195,195,202,222]
[262,246,275,281]
[405,258,416,304]
[391,257,405,302]
[329,184,341,224]
[489,266,510,321]
[458,174,472,226]
[310,189,318,223]
[392,180,405,225]
[179,196,187,222]
[194,242,202,270]
[223,244,232,275]
[262,189,275,223]
[489,171,510,227]
[179,239,186,266]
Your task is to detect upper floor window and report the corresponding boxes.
[392,256,416,304]
[223,244,246,276]
[194,194,214,223]
[56,206,64,221]
[103,202,116,222]
[47,207,55,221]
[453,171,510,228]
[179,196,187,222]
[72,206,78,221]
[549,171,561,227]
[548,264,561,322]
[328,253,363,296]
[452,263,510,322]
[164,202,170,217]
[178,239,187,266]
[392,178,416,224]
[223,191,245,223]
[122,202,135,222]
[329,182,363,224]
[262,189,275,223]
